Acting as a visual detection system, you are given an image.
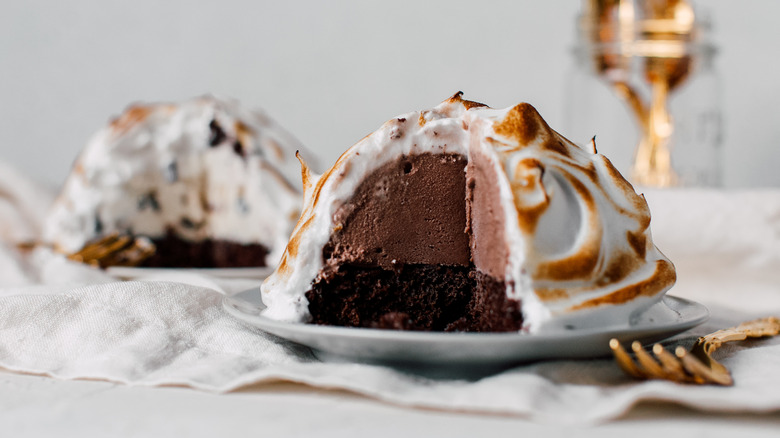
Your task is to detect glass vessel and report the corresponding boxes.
[564,0,722,187]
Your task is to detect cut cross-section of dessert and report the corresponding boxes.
[261,93,676,333]
[44,96,308,268]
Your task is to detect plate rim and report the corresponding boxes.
[107,266,274,279]
[223,288,709,343]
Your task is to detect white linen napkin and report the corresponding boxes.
[1,162,779,424]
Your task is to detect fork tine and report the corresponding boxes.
[652,343,689,381]
[609,338,645,378]
[631,341,667,379]
[614,317,780,386]
[675,346,733,386]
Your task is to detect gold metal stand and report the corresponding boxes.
[582,0,698,187]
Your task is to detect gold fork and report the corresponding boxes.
[610,316,780,386]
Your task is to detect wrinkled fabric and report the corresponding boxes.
[1,163,780,423]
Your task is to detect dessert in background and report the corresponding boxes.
[261,92,675,333]
[44,96,307,268]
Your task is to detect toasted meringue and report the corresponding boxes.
[44,96,306,266]
[261,93,675,332]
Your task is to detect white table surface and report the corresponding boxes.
[3,369,779,437]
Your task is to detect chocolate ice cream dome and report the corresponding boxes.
[261,93,675,332]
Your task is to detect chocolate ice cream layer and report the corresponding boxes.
[309,152,522,332]
[323,153,470,269]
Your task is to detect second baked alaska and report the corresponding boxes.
[44,96,305,268]
[261,93,676,333]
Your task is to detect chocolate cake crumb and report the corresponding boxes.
[142,231,268,268]
[138,191,161,212]
[306,263,522,332]
[233,140,245,157]
[209,119,226,146]
[93,216,104,234]
[180,217,197,229]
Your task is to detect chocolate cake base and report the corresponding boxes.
[305,264,523,332]
[141,233,268,268]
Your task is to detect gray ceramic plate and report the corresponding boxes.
[224,288,708,373]
[107,266,274,280]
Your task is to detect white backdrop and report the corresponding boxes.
[1,0,778,187]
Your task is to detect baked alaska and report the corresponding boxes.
[44,96,306,268]
[261,93,676,333]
